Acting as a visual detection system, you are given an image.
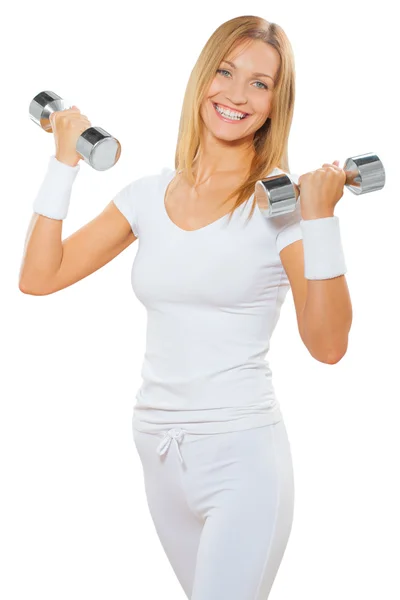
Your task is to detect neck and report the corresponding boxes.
[190,131,256,186]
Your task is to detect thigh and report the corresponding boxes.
[190,421,295,600]
[132,427,204,598]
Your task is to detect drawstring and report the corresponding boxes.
[157,428,186,464]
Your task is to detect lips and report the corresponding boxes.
[212,102,249,118]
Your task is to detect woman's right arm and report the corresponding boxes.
[19,105,138,295]
[19,200,137,296]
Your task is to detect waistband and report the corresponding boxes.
[133,406,283,465]
[133,405,283,436]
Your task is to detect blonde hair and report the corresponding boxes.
[174,15,296,224]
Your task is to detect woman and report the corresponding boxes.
[20,14,352,600]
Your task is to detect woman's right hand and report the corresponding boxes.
[49,106,92,167]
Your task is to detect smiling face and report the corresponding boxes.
[199,39,281,145]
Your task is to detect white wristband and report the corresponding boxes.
[32,155,81,220]
[300,216,347,280]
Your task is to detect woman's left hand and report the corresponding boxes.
[297,160,347,220]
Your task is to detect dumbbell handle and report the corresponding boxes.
[29,91,121,171]
[290,166,361,202]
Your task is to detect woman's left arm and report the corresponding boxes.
[280,238,352,364]
[281,159,353,364]
[301,272,353,364]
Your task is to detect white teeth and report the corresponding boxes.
[215,103,247,120]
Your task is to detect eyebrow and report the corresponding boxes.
[221,59,275,82]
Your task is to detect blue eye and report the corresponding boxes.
[216,69,269,90]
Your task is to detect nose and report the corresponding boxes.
[224,79,248,106]
[156,428,186,465]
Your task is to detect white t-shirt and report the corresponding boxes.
[113,166,303,435]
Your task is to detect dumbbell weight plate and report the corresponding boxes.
[343,152,385,196]
[255,171,299,218]
[76,126,121,171]
[29,91,66,131]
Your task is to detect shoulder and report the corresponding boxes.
[112,167,173,237]
[114,166,173,206]
[117,168,170,197]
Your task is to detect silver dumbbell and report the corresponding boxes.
[29,91,121,171]
[255,152,386,218]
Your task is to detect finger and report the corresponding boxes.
[64,105,81,113]
[322,162,341,170]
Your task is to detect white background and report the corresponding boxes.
[1,1,398,598]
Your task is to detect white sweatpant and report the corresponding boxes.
[132,418,295,599]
